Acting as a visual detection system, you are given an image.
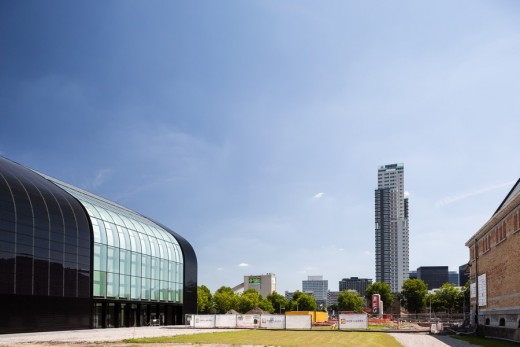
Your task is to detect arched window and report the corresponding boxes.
[499,318,505,327]
[485,318,490,325]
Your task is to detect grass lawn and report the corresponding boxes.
[452,335,520,347]
[125,329,402,347]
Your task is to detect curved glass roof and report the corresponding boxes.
[39,173,184,303]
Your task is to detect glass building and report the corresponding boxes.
[0,156,197,333]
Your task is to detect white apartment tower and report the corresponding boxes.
[375,163,409,292]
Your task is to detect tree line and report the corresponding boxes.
[197,279,470,315]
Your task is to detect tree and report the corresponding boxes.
[434,283,463,315]
[236,289,274,314]
[287,291,316,311]
[337,290,365,312]
[197,285,213,313]
[213,286,238,313]
[365,282,393,309]
[266,291,288,314]
[400,278,428,316]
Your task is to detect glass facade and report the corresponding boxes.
[47,179,185,304]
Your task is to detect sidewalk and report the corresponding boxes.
[0,326,239,346]
[390,333,481,347]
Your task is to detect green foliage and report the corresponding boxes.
[213,286,239,313]
[400,278,428,314]
[337,290,365,312]
[433,283,463,314]
[197,285,213,313]
[236,289,274,314]
[266,291,289,313]
[365,282,393,308]
[287,291,317,311]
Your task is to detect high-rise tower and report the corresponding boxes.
[375,163,409,292]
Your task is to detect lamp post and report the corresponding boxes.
[429,294,432,321]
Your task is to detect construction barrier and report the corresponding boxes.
[338,313,368,330]
[186,314,312,330]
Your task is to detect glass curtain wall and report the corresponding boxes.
[47,179,184,305]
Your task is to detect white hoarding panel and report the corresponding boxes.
[193,315,216,328]
[215,314,237,328]
[236,314,260,328]
[478,273,487,307]
[470,283,476,298]
[259,314,285,329]
[338,313,368,330]
[185,314,195,327]
[285,315,312,330]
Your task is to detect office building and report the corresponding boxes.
[417,266,448,290]
[0,156,197,333]
[466,179,520,342]
[327,290,341,307]
[243,274,276,298]
[302,276,328,306]
[448,271,459,286]
[375,163,409,292]
[339,277,372,297]
[459,263,469,287]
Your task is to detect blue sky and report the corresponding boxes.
[1,0,520,293]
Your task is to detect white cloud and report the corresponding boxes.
[313,192,325,199]
[92,169,113,188]
[238,263,249,267]
[436,181,515,207]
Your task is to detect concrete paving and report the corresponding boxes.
[390,333,480,347]
[0,326,239,345]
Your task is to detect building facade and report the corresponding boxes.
[459,263,469,287]
[448,271,459,286]
[417,266,449,290]
[327,290,341,307]
[302,276,328,306]
[338,277,372,298]
[0,156,197,333]
[375,163,409,292]
[465,179,520,342]
[243,273,276,298]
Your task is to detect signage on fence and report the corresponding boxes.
[260,314,285,329]
[193,315,216,328]
[338,313,368,330]
[236,314,260,328]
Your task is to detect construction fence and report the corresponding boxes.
[185,313,368,330]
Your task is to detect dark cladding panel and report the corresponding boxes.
[0,156,92,333]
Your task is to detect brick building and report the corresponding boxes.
[465,179,520,342]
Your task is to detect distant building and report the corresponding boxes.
[302,276,328,306]
[243,274,276,298]
[409,270,418,279]
[339,277,372,297]
[375,163,409,292]
[327,291,341,306]
[284,291,295,301]
[459,263,469,287]
[465,179,520,342]
[417,266,448,290]
[448,271,459,286]
[233,274,276,298]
